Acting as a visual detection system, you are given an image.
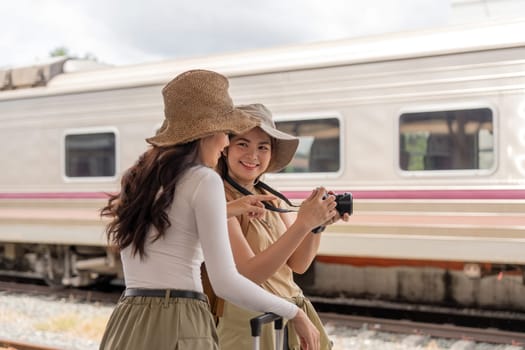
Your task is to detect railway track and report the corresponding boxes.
[311,294,525,332]
[0,280,121,304]
[320,312,525,346]
[0,338,60,350]
[3,280,525,347]
[2,281,525,349]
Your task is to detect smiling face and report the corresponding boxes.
[199,132,230,168]
[224,127,272,188]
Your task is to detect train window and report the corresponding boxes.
[399,108,494,171]
[275,118,340,173]
[64,132,116,177]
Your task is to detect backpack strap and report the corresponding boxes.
[201,263,224,323]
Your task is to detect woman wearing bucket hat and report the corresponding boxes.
[213,103,350,350]
[99,71,320,350]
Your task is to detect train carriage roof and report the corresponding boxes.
[1,18,525,101]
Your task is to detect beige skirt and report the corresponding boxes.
[99,295,218,350]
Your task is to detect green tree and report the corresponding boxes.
[49,46,98,61]
[49,46,70,57]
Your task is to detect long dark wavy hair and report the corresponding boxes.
[101,141,200,259]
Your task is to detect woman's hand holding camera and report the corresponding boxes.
[297,187,337,232]
[324,190,351,225]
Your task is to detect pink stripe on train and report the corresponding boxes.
[0,192,110,199]
[282,189,525,200]
[1,189,524,200]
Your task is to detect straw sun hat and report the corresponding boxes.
[235,104,299,173]
[147,69,258,147]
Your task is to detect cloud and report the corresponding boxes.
[0,0,451,68]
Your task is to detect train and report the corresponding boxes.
[1,19,524,311]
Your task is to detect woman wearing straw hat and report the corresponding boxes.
[215,104,350,350]
[99,70,321,350]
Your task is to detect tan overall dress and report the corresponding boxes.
[216,182,332,350]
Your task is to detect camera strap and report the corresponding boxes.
[223,172,299,213]
[223,171,326,233]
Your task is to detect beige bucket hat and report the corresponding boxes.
[235,104,299,173]
[147,70,258,147]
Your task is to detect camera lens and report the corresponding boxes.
[335,193,353,216]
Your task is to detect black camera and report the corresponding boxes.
[312,192,353,234]
[334,192,353,217]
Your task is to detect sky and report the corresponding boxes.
[0,0,454,68]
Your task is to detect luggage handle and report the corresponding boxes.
[250,312,284,350]
[250,312,283,337]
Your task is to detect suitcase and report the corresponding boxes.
[250,312,284,350]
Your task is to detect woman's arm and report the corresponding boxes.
[285,191,352,272]
[194,170,298,319]
[280,211,321,273]
[228,187,336,283]
[228,215,312,284]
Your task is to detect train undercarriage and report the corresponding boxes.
[0,243,122,287]
[2,242,525,314]
[299,257,525,313]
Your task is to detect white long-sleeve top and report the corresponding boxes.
[121,165,298,320]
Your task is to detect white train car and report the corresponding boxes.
[1,20,524,309]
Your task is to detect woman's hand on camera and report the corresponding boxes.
[325,212,351,226]
[324,190,351,225]
[297,187,337,231]
[226,194,275,219]
[290,309,320,350]
[323,191,350,226]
